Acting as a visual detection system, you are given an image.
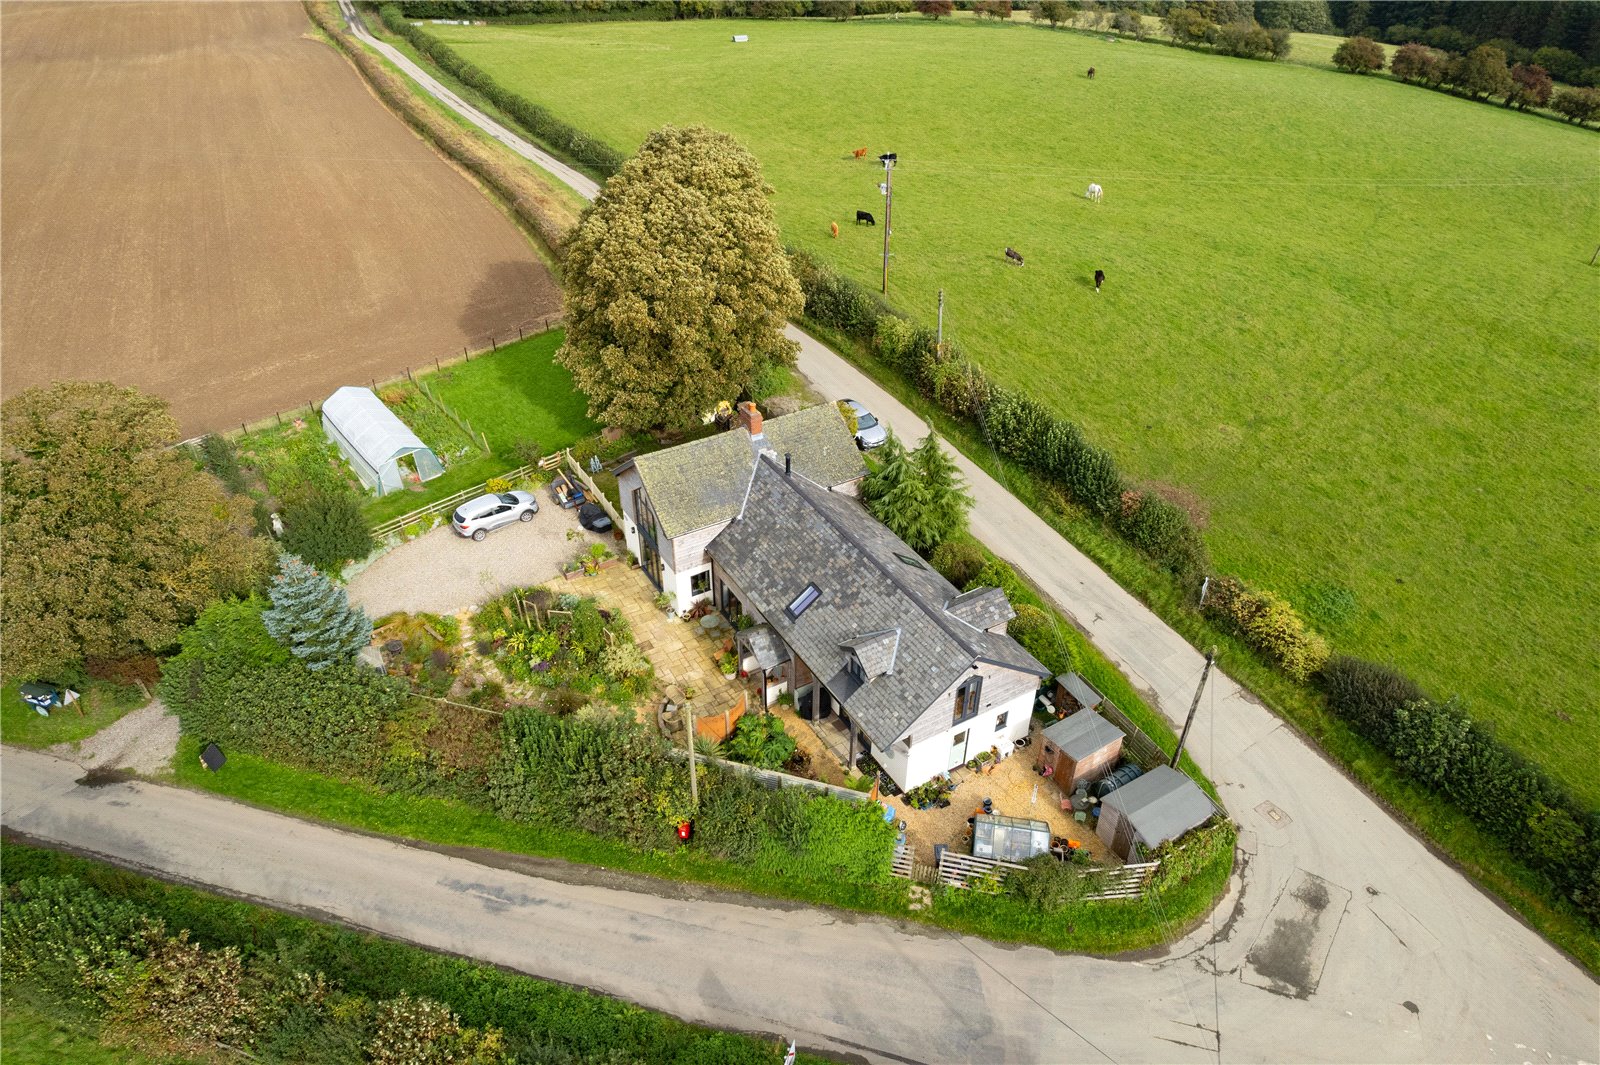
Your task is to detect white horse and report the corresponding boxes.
[1086,182,1103,202]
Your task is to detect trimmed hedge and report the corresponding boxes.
[378,6,628,175]
[491,711,896,883]
[1318,656,1600,926]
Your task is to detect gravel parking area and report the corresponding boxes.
[349,504,611,618]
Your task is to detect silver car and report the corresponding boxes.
[452,491,538,541]
[842,399,888,450]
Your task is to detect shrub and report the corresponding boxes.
[965,558,1026,602]
[723,713,797,770]
[1333,35,1385,73]
[1206,577,1328,681]
[1116,489,1209,581]
[485,476,512,493]
[1531,46,1584,85]
[161,599,405,776]
[1508,63,1553,109]
[281,488,374,572]
[199,433,248,495]
[1006,603,1050,642]
[1551,86,1600,124]
[694,768,773,863]
[786,793,896,884]
[113,933,264,1055]
[1,875,157,1007]
[1006,853,1089,911]
[930,541,985,589]
[1317,655,1422,745]
[1391,41,1445,83]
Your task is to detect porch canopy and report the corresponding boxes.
[321,386,443,496]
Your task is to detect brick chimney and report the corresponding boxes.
[736,401,763,438]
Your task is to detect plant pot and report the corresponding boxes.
[563,570,583,581]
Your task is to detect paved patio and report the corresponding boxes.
[574,565,744,729]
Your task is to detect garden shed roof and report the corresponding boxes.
[1098,765,1214,850]
[1056,672,1105,711]
[629,405,865,540]
[322,386,427,464]
[1041,711,1124,763]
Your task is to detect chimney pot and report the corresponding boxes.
[736,401,763,437]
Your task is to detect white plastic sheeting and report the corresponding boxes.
[321,386,443,496]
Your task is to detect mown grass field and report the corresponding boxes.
[429,16,1599,806]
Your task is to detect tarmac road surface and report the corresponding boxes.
[3,747,1595,1064]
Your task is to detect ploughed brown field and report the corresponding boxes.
[0,2,560,435]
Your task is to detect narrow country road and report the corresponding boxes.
[25,7,1583,1061]
[5,746,1595,1064]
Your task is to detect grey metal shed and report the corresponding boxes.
[321,386,443,496]
[1095,765,1214,861]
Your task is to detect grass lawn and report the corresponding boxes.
[428,329,598,456]
[0,679,148,750]
[428,17,1600,806]
[0,995,195,1065]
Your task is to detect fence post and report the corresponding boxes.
[275,412,282,426]
[518,324,524,340]
[435,358,441,372]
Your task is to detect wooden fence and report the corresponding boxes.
[563,450,624,526]
[1093,698,1170,770]
[919,848,1162,901]
[410,373,490,454]
[370,462,537,539]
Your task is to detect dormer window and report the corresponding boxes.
[786,583,821,619]
[846,653,866,683]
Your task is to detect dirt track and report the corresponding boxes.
[0,2,560,435]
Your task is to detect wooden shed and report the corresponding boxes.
[1051,671,1105,716]
[1096,765,1214,862]
[1037,711,1124,792]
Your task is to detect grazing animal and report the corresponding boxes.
[1087,66,1096,79]
[830,221,839,238]
[853,146,869,159]
[1094,269,1105,292]
[1086,182,1103,202]
[856,210,876,225]
[1004,247,1025,266]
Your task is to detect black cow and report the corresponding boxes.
[1004,247,1025,266]
[1094,269,1105,292]
[1087,66,1096,79]
[856,210,876,225]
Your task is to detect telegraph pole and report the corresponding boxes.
[1171,648,1216,769]
[879,152,897,294]
[937,288,945,353]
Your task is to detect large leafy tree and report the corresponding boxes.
[557,125,802,433]
[1,382,271,679]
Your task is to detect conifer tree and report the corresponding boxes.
[914,433,973,549]
[261,555,371,671]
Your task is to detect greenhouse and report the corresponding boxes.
[321,386,443,496]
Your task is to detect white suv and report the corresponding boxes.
[451,492,538,541]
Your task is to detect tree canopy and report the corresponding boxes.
[861,431,972,556]
[557,125,802,434]
[262,555,372,671]
[1,382,271,679]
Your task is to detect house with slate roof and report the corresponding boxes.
[708,454,1050,793]
[615,402,866,611]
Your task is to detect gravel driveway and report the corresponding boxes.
[349,503,611,617]
[49,696,180,777]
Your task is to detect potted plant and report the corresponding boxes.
[653,591,673,613]
[718,651,737,678]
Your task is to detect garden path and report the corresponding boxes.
[48,695,178,777]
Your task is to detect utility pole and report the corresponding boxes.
[879,153,897,294]
[1171,648,1216,770]
[937,288,945,353]
[681,691,699,808]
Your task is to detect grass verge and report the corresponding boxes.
[168,735,1230,955]
[0,679,148,750]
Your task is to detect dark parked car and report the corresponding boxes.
[577,502,613,533]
